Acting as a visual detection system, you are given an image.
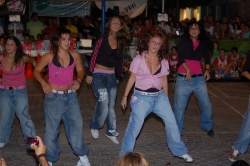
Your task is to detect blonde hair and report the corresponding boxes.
[116,152,150,166]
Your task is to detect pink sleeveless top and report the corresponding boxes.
[1,56,26,86]
[48,60,75,86]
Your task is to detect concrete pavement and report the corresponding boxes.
[1,78,250,166]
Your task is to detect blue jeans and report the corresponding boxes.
[0,88,36,144]
[219,70,231,78]
[174,76,214,136]
[233,95,250,154]
[119,91,188,157]
[90,73,118,136]
[43,91,89,163]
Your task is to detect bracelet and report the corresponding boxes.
[37,154,46,160]
[77,78,82,83]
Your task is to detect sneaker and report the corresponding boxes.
[215,74,220,79]
[207,129,214,137]
[179,154,193,163]
[235,71,239,78]
[91,129,99,139]
[77,155,91,166]
[48,162,53,166]
[229,149,240,162]
[105,134,119,144]
[114,132,119,137]
[0,143,5,148]
[231,71,236,78]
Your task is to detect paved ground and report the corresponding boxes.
[1,78,250,166]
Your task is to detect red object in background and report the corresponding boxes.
[25,63,34,78]
[0,70,2,77]
[70,38,76,50]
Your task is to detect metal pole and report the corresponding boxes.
[145,1,148,17]
[162,0,164,28]
[101,0,106,33]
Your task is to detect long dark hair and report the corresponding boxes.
[51,27,71,63]
[137,29,168,62]
[5,36,24,67]
[182,21,212,51]
[105,15,130,53]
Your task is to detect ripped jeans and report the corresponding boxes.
[90,73,118,136]
[120,90,188,157]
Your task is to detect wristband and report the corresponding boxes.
[37,154,46,160]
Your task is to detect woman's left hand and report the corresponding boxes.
[204,70,210,81]
[72,80,80,90]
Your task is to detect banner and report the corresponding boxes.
[31,1,91,17]
[0,0,26,15]
[95,0,147,18]
[171,39,250,57]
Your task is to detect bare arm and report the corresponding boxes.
[33,53,52,94]
[162,75,168,95]
[121,72,136,110]
[23,55,37,67]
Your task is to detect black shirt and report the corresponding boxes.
[79,25,95,38]
[178,37,210,65]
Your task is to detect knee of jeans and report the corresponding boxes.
[96,88,109,102]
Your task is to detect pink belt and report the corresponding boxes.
[0,85,26,90]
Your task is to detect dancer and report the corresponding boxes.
[120,29,193,163]
[86,15,130,144]
[229,53,250,162]
[33,27,90,166]
[0,36,36,148]
[174,21,214,137]
[116,152,149,166]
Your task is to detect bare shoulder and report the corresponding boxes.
[69,50,80,59]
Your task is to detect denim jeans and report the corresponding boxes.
[43,91,89,163]
[233,95,250,154]
[119,91,188,157]
[90,73,118,136]
[174,75,214,136]
[0,88,36,144]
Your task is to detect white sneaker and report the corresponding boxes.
[235,71,239,77]
[180,154,193,163]
[215,74,220,79]
[91,129,99,139]
[0,143,5,148]
[76,155,91,166]
[105,134,119,144]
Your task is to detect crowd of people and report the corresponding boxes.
[0,11,250,166]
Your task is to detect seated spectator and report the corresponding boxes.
[22,34,35,50]
[0,36,5,54]
[65,17,78,38]
[41,33,51,50]
[116,152,149,166]
[168,46,179,77]
[213,21,222,39]
[221,23,231,40]
[26,12,44,40]
[132,20,141,38]
[208,15,215,26]
[231,22,242,40]
[204,21,214,37]
[231,47,243,78]
[169,20,174,33]
[172,22,182,38]
[240,22,245,35]
[43,18,59,39]
[213,48,232,79]
[34,33,43,47]
[157,21,171,35]
[79,15,95,40]
[211,41,220,65]
[139,17,156,38]
[8,21,23,42]
[240,24,250,41]
[93,19,102,41]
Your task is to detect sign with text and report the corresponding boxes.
[95,0,147,18]
[0,0,26,15]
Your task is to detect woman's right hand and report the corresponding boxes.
[41,82,52,94]
[186,70,192,81]
[121,97,127,110]
[86,76,92,85]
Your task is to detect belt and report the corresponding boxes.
[0,85,26,90]
[134,89,163,96]
[178,73,203,78]
[52,89,75,94]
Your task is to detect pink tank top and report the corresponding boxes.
[1,56,26,86]
[48,60,75,86]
